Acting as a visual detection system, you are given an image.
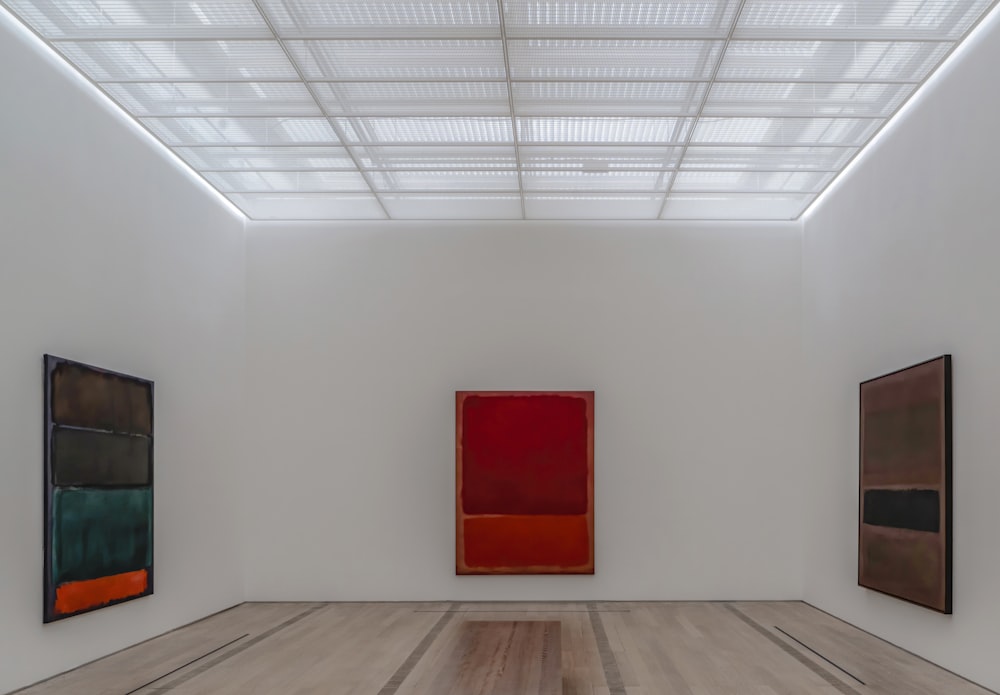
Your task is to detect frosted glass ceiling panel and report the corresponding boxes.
[507,40,723,80]
[703,82,913,117]
[285,40,505,80]
[356,145,518,169]
[502,0,740,38]
[260,0,499,38]
[520,145,680,169]
[737,1,997,40]
[5,0,269,38]
[383,195,521,219]
[517,117,690,143]
[336,117,513,144]
[53,40,297,80]
[513,82,707,116]
[692,117,882,145]
[718,40,952,82]
[671,170,834,192]
[204,170,369,192]
[525,194,664,218]
[660,192,812,219]
[314,82,510,116]
[142,116,338,145]
[369,170,519,191]
[4,0,997,220]
[101,82,320,116]
[174,145,355,170]
[522,170,669,191]
[682,145,856,171]
[228,193,386,219]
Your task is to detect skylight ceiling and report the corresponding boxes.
[4,0,997,220]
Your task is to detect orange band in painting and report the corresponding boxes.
[462,515,592,573]
[54,569,148,616]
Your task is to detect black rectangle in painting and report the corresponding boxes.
[52,428,151,487]
[863,489,940,533]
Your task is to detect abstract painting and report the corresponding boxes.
[44,355,154,622]
[456,391,594,574]
[859,355,952,613]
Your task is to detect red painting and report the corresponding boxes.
[456,391,594,574]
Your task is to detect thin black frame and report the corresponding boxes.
[857,354,952,614]
[43,354,155,623]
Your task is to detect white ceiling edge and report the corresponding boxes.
[799,0,1000,223]
[244,218,805,231]
[0,3,249,222]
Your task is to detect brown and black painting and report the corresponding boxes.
[859,355,952,613]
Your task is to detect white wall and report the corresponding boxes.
[801,8,1000,692]
[0,13,247,694]
[244,220,805,601]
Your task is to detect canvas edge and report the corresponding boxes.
[455,390,596,576]
[942,355,953,614]
[455,391,466,575]
[857,354,953,614]
[43,354,56,623]
[42,354,155,623]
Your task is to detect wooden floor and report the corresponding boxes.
[14,601,994,695]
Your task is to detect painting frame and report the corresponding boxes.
[456,390,595,575]
[858,355,952,614]
[43,354,155,623]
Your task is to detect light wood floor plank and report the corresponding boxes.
[16,603,310,695]
[12,601,994,695]
[733,601,994,695]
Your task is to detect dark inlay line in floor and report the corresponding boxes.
[587,601,626,695]
[725,604,861,695]
[377,602,462,695]
[121,633,249,695]
[774,626,866,685]
[150,604,327,692]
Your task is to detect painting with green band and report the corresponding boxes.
[44,355,154,622]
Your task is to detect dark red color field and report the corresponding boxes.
[456,391,594,575]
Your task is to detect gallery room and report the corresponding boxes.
[1,0,998,693]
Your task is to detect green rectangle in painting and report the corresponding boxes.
[52,488,152,585]
[52,428,151,487]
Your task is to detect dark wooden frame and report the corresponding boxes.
[858,355,952,613]
[43,354,155,622]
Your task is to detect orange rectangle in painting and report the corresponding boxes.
[460,515,592,574]
[54,569,149,616]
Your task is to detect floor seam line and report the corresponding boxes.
[150,603,328,692]
[724,604,863,695]
[376,601,462,695]
[587,601,627,695]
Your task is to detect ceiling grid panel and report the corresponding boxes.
[498,0,526,218]
[658,0,748,219]
[247,0,390,218]
[1,0,998,219]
